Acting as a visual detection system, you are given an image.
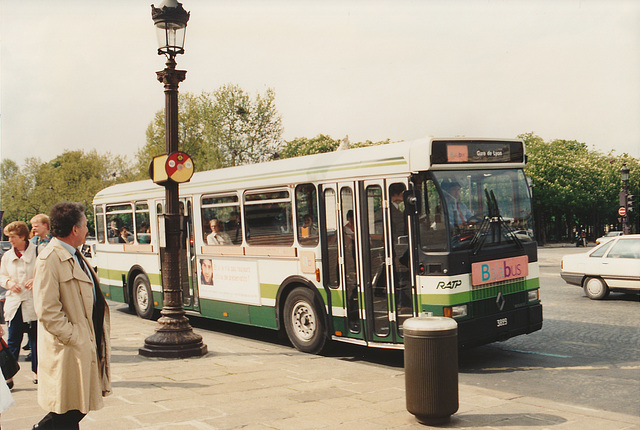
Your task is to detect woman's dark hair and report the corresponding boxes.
[49,202,85,238]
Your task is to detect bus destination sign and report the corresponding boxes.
[431,140,524,164]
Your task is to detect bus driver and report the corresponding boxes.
[441,181,473,228]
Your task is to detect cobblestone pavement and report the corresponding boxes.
[3,302,639,430]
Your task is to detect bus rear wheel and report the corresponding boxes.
[132,274,155,319]
[283,287,327,354]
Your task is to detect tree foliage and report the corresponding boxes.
[280,135,391,159]
[521,132,639,242]
[280,135,341,158]
[135,84,283,177]
[1,150,133,234]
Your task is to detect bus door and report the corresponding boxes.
[360,180,392,342]
[179,198,200,311]
[321,183,364,340]
[385,180,414,338]
[359,179,413,343]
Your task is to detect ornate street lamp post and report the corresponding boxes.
[620,163,631,235]
[140,0,207,358]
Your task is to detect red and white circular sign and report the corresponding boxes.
[165,152,194,183]
[618,207,627,217]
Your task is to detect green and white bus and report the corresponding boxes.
[93,137,542,353]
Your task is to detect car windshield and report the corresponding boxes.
[416,169,534,251]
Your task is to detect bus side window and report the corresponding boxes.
[95,205,105,243]
[106,203,134,245]
[201,194,242,245]
[296,183,318,246]
[419,179,446,251]
[244,190,293,246]
[323,189,339,287]
[135,202,151,244]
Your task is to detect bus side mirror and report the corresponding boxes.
[403,190,418,215]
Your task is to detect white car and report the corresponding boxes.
[595,231,623,245]
[561,234,640,299]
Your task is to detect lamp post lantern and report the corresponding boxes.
[140,0,207,358]
[620,163,631,235]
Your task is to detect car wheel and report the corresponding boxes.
[132,274,156,319]
[283,287,327,354]
[583,277,609,300]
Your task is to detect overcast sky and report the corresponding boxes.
[1,0,639,168]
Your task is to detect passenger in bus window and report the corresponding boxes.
[117,228,131,244]
[441,181,473,227]
[137,224,151,244]
[300,214,317,238]
[226,211,242,244]
[107,220,119,242]
[344,210,355,242]
[207,219,232,245]
[389,184,407,241]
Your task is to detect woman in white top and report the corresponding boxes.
[0,221,38,385]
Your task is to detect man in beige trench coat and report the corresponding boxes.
[32,202,111,429]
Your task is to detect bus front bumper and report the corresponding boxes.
[457,303,543,348]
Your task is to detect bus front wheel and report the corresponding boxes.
[283,287,327,354]
[132,274,155,319]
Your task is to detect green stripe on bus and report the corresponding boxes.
[420,278,540,305]
[248,306,278,329]
[196,298,278,329]
[98,268,161,286]
[260,283,279,300]
[329,288,344,307]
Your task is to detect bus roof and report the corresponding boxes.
[93,137,524,204]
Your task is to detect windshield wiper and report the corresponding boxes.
[470,189,494,255]
[471,189,522,255]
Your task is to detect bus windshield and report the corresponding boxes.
[417,169,534,251]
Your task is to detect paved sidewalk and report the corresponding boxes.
[3,303,639,430]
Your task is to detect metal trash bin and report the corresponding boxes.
[403,316,458,424]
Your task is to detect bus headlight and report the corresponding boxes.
[443,304,468,318]
[528,289,539,302]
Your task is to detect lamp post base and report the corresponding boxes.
[139,314,208,358]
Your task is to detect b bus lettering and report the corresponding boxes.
[481,261,523,281]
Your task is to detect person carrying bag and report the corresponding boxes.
[0,338,19,385]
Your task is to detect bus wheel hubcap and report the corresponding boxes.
[137,286,148,310]
[292,302,315,341]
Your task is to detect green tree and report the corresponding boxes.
[280,135,341,158]
[212,85,283,167]
[521,132,639,242]
[350,138,392,149]
[1,150,134,234]
[1,158,34,223]
[280,135,392,159]
[136,84,283,176]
